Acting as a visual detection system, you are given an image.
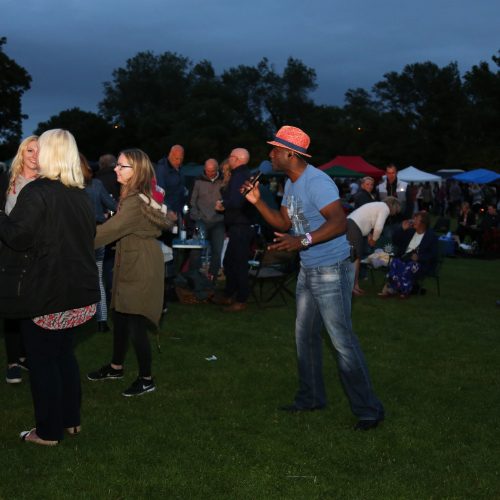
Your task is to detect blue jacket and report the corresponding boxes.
[84,178,117,224]
[155,158,186,213]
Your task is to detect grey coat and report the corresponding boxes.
[189,174,224,224]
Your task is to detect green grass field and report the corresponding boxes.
[1,256,499,499]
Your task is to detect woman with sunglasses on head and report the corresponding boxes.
[0,136,39,385]
[0,129,100,446]
[87,149,174,397]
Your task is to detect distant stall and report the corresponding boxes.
[318,155,385,180]
[397,166,442,183]
[452,168,500,184]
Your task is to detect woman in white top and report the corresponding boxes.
[347,197,400,295]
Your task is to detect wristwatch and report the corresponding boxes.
[300,232,312,248]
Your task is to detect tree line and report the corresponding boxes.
[1,37,499,170]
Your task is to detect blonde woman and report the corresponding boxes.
[87,149,173,397]
[0,129,100,445]
[0,136,38,384]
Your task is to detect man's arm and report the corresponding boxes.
[269,199,347,252]
[253,199,291,232]
[244,181,291,231]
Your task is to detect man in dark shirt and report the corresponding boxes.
[213,148,254,312]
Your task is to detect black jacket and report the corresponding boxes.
[222,165,254,226]
[353,189,375,208]
[0,171,8,210]
[392,226,438,277]
[0,178,100,318]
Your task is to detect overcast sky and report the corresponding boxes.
[3,0,499,136]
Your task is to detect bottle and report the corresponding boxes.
[180,204,189,240]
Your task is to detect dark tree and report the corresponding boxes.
[99,51,192,160]
[0,37,32,158]
[461,51,500,167]
[34,108,115,160]
[372,61,466,168]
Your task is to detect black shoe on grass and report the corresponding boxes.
[122,377,155,397]
[87,364,123,381]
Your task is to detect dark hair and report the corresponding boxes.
[79,153,93,185]
[415,211,431,227]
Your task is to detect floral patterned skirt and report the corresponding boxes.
[388,258,420,296]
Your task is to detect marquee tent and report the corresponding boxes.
[323,165,364,178]
[397,166,442,183]
[452,168,500,184]
[318,156,384,179]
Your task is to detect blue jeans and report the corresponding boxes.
[189,221,225,278]
[294,259,384,420]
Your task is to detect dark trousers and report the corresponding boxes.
[4,318,25,364]
[223,224,254,303]
[112,311,151,378]
[21,320,81,441]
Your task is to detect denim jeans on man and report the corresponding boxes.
[188,220,225,279]
[294,259,384,420]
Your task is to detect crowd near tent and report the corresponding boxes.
[318,156,385,179]
[397,166,442,183]
[452,168,500,184]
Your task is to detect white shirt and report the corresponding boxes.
[405,232,424,253]
[348,202,390,241]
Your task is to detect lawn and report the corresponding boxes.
[0,256,499,499]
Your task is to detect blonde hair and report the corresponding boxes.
[118,149,155,201]
[38,129,84,188]
[7,135,39,194]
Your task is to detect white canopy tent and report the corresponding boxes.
[397,166,442,183]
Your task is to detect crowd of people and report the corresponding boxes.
[0,124,498,446]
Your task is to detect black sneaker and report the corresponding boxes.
[87,364,124,381]
[122,377,155,397]
[6,365,22,384]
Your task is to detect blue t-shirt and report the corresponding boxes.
[282,165,350,267]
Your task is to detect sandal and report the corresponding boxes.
[20,428,59,446]
[65,426,81,436]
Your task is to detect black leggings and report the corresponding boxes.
[4,318,25,364]
[112,311,152,378]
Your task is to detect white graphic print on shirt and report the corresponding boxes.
[285,194,310,235]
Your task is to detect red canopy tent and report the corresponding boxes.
[318,156,384,179]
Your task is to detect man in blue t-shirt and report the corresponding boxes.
[244,126,384,430]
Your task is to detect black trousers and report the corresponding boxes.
[112,311,151,378]
[4,318,25,364]
[21,320,81,441]
[223,224,254,303]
